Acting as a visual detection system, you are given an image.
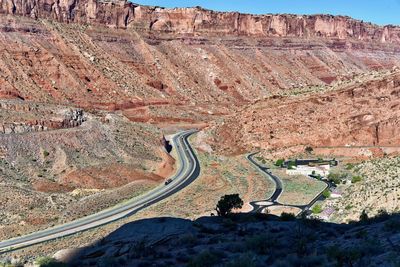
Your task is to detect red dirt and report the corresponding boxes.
[61,164,164,190]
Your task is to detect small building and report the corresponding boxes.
[286,164,330,177]
[283,159,338,167]
[284,158,337,177]
[330,189,343,198]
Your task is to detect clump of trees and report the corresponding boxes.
[215,194,244,217]
[327,172,348,185]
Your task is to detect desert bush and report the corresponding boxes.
[326,245,362,267]
[188,250,220,267]
[225,253,257,267]
[351,176,362,183]
[359,210,369,222]
[322,189,331,198]
[384,218,400,232]
[245,234,276,255]
[345,163,355,170]
[128,240,150,259]
[35,257,66,267]
[327,173,342,185]
[312,204,323,214]
[178,233,198,246]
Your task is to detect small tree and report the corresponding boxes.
[328,173,342,185]
[215,194,243,217]
[322,189,331,198]
[312,204,323,214]
[275,159,285,167]
[305,146,313,153]
[287,161,297,170]
[360,210,369,222]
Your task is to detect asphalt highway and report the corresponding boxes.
[0,129,200,253]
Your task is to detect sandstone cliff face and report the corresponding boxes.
[0,0,136,28]
[1,0,400,43]
[210,71,400,157]
[134,6,400,43]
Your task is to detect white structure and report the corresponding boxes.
[330,189,342,198]
[286,164,330,177]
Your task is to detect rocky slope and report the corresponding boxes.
[209,70,400,158]
[1,1,400,113]
[35,214,400,267]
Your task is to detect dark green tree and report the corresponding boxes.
[215,194,244,217]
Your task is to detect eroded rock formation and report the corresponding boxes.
[1,0,400,43]
[210,71,400,157]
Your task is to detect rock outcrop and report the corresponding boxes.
[0,101,86,134]
[1,0,400,43]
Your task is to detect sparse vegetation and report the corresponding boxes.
[43,150,50,157]
[188,250,220,267]
[35,257,66,267]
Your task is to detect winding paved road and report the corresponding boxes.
[247,153,331,216]
[0,129,200,253]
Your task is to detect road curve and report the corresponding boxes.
[0,130,200,253]
[246,153,283,213]
[246,153,330,215]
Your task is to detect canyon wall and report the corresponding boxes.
[210,71,400,157]
[1,0,400,43]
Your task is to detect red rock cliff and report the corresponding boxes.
[1,0,400,43]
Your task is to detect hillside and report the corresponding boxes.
[0,0,400,265]
[0,1,400,112]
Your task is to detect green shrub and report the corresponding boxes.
[287,161,297,170]
[345,205,352,210]
[345,163,355,170]
[311,204,323,214]
[43,150,50,157]
[322,189,331,198]
[327,173,342,184]
[275,159,285,167]
[351,176,362,183]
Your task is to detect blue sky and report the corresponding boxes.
[134,0,400,26]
